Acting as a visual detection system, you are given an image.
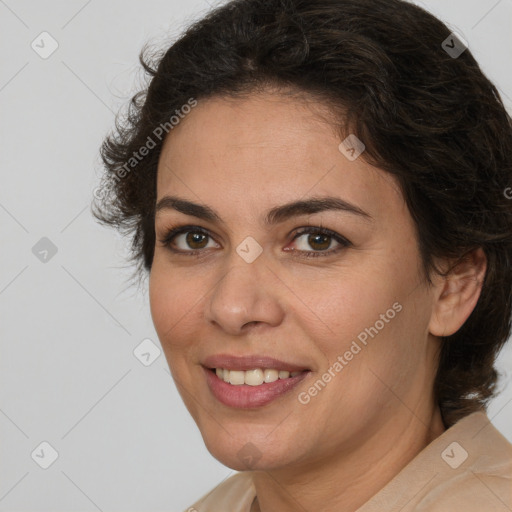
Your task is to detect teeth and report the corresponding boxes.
[245,369,264,386]
[214,368,304,385]
[264,369,278,383]
[229,370,245,385]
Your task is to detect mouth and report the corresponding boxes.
[201,354,311,408]
[202,354,310,373]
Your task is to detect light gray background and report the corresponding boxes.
[1,1,511,510]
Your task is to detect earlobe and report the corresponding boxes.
[429,248,487,337]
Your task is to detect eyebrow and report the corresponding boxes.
[155,195,373,225]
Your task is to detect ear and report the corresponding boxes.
[429,247,487,337]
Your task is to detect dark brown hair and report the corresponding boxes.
[92,0,512,427]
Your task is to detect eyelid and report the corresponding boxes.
[291,225,351,245]
[158,224,219,250]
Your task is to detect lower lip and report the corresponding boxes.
[203,367,310,408]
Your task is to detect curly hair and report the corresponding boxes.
[92,0,512,428]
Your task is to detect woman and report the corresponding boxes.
[92,0,512,510]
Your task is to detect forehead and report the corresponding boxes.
[156,92,405,225]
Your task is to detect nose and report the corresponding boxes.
[204,256,285,335]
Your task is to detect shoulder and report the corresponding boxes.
[417,413,512,511]
[358,411,512,512]
[183,471,256,512]
[415,468,512,511]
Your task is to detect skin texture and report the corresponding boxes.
[149,90,487,512]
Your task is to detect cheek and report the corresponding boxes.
[148,262,201,351]
[305,269,397,343]
[305,257,425,386]
[149,267,170,336]
[335,288,434,412]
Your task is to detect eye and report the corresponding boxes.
[158,225,219,256]
[287,226,351,258]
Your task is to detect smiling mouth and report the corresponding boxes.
[203,365,311,408]
[208,367,308,386]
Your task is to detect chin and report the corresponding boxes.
[201,428,294,471]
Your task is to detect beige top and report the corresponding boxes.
[185,411,512,511]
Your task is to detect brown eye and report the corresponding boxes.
[159,226,219,254]
[289,227,351,258]
[185,232,209,249]
[305,233,331,251]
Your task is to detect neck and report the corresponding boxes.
[250,406,445,512]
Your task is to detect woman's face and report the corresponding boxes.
[149,91,443,471]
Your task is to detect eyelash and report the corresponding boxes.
[158,224,352,259]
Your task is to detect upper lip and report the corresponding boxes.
[202,354,310,372]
